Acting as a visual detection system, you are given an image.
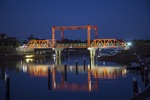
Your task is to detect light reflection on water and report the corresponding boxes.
[0,56,146,100]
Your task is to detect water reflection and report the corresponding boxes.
[0,56,147,100]
[15,58,127,92]
[16,59,126,78]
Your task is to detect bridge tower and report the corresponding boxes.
[51,25,98,47]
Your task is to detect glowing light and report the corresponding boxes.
[23,44,27,48]
[127,42,132,46]
[25,58,34,63]
[88,65,90,69]
[54,81,56,89]
[88,81,91,92]
[5,73,8,81]
[70,66,73,72]
[53,56,55,60]
[23,65,27,73]
[25,55,34,58]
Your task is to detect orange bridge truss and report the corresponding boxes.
[26,39,53,48]
[26,38,127,49]
[89,38,127,48]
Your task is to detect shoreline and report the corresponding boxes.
[0,54,46,61]
[0,53,138,62]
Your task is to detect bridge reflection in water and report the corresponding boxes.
[16,58,126,92]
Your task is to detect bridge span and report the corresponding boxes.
[23,38,128,58]
[17,25,129,57]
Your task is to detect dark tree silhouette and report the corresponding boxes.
[27,34,35,41]
[0,33,7,46]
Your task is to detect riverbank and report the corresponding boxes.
[98,43,150,63]
[0,43,150,62]
[0,53,47,61]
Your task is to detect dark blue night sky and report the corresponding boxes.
[0,0,150,41]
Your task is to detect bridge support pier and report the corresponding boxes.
[53,48,63,58]
[55,57,61,66]
[88,48,97,58]
[88,48,97,67]
[53,48,63,65]
[90,57,95,67]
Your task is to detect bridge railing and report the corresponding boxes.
[89,43,124,46]
[56,43,88,48]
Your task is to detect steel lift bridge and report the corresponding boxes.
[26,25,128,58]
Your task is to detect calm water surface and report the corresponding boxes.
[0,55,146,100]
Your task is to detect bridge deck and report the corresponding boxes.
[26,39,128,49]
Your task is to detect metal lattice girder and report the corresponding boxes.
[89,39,127,48]
[26,39,127,49]
[26,40,53,48]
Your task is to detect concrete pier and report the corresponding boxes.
[53,48,63,58]
[88,48,97,58]
[55,56,62,66]
[90,57,95,67]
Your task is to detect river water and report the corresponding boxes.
[0,54,146,100]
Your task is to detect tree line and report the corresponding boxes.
[0,33,20,47]
[0,33,150,47]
